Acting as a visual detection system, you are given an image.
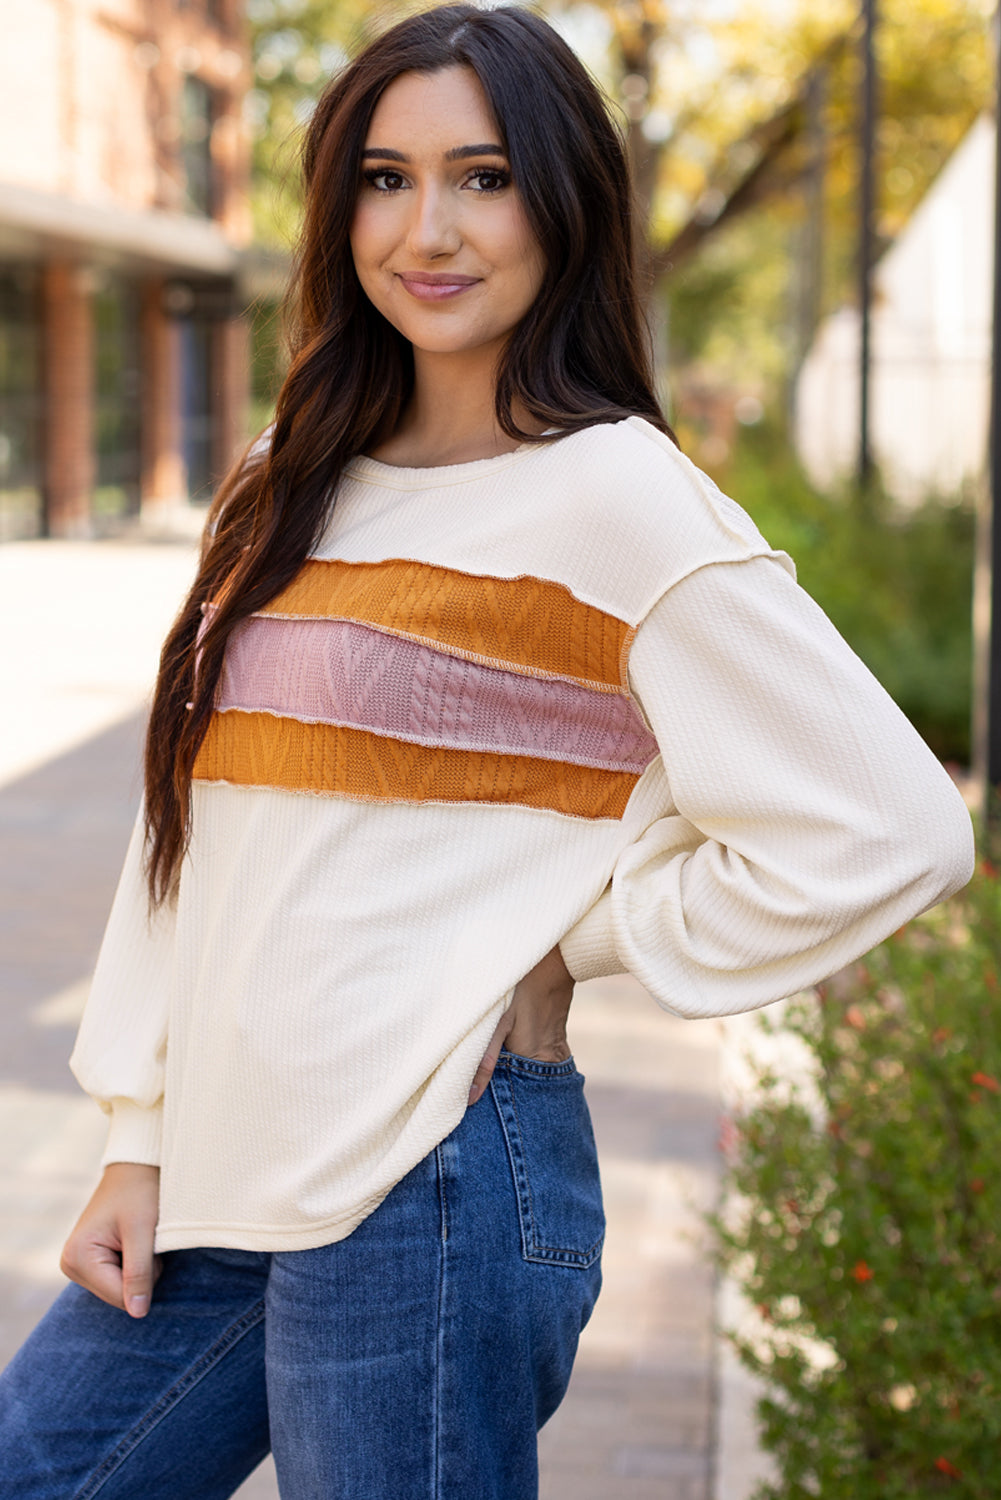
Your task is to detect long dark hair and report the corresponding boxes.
[144,1,675,904]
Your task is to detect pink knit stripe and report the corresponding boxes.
[218,614,659,773]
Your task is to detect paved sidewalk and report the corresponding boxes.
[0,536,770,1499]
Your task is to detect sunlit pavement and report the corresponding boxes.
[0,533,769,1500]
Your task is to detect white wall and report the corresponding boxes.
[795,113,995,504]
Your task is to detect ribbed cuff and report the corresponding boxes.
[101,1099,164,1169]
[559,886,628,983]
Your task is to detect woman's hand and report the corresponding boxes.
[60,1162,162,1318]
[467,944,574,1106]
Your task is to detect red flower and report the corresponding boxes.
[970,1178,986,1194]
[934,1456,962,1478]
[932,1027,951,1045]
[972,1071,1000,1094]
[845,1005,866,1031]
[979,859,998,880]
[852,1261,874,1283]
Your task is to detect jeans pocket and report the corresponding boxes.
[490,1050,605,1269]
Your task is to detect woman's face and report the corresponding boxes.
[349,66,546,363]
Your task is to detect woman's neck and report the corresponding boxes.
[366,346,547,468]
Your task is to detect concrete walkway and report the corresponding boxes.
[0,535,771,1499]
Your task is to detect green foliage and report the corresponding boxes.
[719,423,974,764]
[657,0,992,388]
[246,0,413,244]
[665,213,798,386]
[710,862,1001,1497]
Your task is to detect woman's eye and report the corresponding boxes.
[360,166,511,194]
[363,169,407,193]
[466,168,511,194]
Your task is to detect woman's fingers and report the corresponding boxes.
[61,1230,124,1308]
[468,1003,514,1107]
[467,946,576,1107]
[120,1217,161,1318]
[59,1163,161,1317]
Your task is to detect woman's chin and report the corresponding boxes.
[397,326,512,364]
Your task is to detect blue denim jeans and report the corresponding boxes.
[0,1052,603,1499]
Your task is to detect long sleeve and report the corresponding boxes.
[69,807,176,1166]
[559,553,974,1015]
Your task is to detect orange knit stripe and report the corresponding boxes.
[193,711,638,819]
[256,559,629,688]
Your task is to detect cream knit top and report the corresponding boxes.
[70,417,974,1252]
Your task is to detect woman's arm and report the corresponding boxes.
[560,553,974,1014]
[69,811,175,1169]
[62,811,175,1312]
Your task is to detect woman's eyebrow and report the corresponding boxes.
[445,144,506,161]
[360,144,507,162]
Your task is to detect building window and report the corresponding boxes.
[94,277,142,527]
[180,75,214,217]
[180,317,214,501]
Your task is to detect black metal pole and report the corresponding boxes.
[796,67,826,370]
[987,9,1001,821]
[858,0,877,487]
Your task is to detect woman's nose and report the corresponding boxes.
[405,185,462,261]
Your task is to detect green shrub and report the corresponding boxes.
[709,861,1001,1498]
[718,423,974,765]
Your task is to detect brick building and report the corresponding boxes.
[0,0,254,540]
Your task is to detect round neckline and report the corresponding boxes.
[347,428,563,484]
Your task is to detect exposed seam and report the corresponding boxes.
[188,777,631,827]
[210,705,654,777]
[246,614,627,694]
[188,775,639,820]
[74,1298,266,1499]
[630,550,794,645]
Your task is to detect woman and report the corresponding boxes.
[0,5,974,1497]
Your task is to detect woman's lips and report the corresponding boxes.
[396,273,480,302]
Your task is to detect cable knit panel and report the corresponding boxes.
[217,617,655,769]
[195,561,657,814]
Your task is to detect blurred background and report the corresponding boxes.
[1,2,997,1495]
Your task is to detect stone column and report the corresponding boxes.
[210,311,250,490]
[139,278,186,521]
[43,262,94,538]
